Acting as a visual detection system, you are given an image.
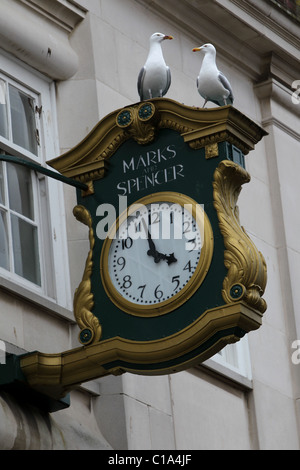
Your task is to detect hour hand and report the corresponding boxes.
[141,218,177,265]
[156,251,177,265]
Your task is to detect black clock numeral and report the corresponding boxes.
[138,284,146,298]
[150,211,160,225]
[117,256,126,270]
[122,275,132,289]
[183,221,191,234]
[122,237,133,250]
[172,275,180,291]
[154,284,163,299]
[187,238,197,252]
[183,260,192,272]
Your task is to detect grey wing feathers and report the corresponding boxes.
[218,72,234,103]
[162,67,171,96]
[137,67,146,100]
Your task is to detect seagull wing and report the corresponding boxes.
[218,72,234,104]
[162,66,171,97]
[137,66,146,101]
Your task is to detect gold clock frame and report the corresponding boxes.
[100,192,214,317]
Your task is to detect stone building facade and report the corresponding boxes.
[0,0,299,450]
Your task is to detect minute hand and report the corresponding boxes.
[141,218,177,265]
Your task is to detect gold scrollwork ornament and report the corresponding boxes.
[73,205,102,345]
[213,160,267,314]
[116,102,158,145]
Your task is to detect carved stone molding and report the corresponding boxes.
[0,0,82,80]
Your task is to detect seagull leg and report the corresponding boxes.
[202,99,207,108]
[148,90,152,99]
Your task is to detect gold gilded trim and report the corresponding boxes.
[100,192,214,316]
[213,160,267,313]
[47,99,267,183]
[116,102,158,145]
[73,205,102,344]
[20,302,262,399]
[205,143,219,159]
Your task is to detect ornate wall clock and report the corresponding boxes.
[100,192,214,316]
[16,99,268,401]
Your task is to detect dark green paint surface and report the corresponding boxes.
[77,129,240,342]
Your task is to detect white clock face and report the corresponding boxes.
[101,193,213,316]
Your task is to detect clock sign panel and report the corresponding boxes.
[90,129,225,344]
[56,99,267,375]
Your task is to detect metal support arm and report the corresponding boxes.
[0,154,88,191]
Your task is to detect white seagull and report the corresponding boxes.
[137,32,173,101]
[192,43,234,107]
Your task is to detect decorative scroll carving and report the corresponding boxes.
[205,143,219,159]
[116,102,158,145]
[213,160,267,313]
[73,205,102,344]
[189,131,251,155]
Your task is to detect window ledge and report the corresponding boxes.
[0,276,75,324]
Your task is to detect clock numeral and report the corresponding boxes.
[154,284,163,300]
[187,237,197,252]
[117,256,126,270]
[122,275,132,289]
[183,260,192,272]
[138,284,146,298]
[122,237,133,250]
[172,275,180,291]
[183,221,191,234]
[149,211,160,225]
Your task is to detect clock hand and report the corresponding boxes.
[141,218,177,265]
[141,218,159,260]
[155,251,177,265]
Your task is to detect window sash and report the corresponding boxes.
[210,337,252,380]
[0,158,42,287]
[0,71,41,163]
[0,52,72,309]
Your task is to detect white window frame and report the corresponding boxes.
[0,50,72,310]
[201,336,253,388]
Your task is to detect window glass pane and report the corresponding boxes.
[8,84,37,155]
[0,210,9,270]
[0,79,8,139]
[11,215,41,285]
[0,162,5,205]
[7,163,34,220]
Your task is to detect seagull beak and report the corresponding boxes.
[192,47,202,52]
[163,35,173,40]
